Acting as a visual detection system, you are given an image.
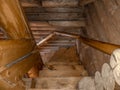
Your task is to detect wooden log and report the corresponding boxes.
[49,21,85,27]
[42,0,79,7]
[26,13,84,21]
[95,71,104,90]
[110,49,120,85]
[113,65,120,86]
[78,77,95,90]
[101,63,115,90]
[110,49,120,69]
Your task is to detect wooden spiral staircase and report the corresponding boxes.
[0,0,120,90]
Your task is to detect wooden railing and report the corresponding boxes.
[37,31,120,55]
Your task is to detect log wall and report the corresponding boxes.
[80,0,120,75]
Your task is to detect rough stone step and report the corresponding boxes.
[39,69,88,77]
[35,77,82,89]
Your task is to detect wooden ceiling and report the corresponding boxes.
[0,0,95,53]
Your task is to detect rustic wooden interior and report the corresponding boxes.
[0,0,120,90]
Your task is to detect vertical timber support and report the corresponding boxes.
[0,0,43,90]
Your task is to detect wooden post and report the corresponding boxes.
[0,0,43,89]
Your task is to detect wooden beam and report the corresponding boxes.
[42,0,79,7]
[42,43,75,47]
[26,13,84,21]
[35,36,75,43]
[30,26,82,31]
[20,2,39,7]
[24,7,83,13]
[37,33,55,46]
[80,0,95,6]
[49,21,85,27]
[29,21,51,27]
[20,0,41,7]
[32,31,53,35]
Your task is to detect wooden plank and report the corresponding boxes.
[30,26,82,31]
[20,0,40,7]
[42,0,79,7]
[29,21,51,27]
[32,30,52,35]
[49,21,85,27]
[38,42,75,46]
[30,79,36,88]
[39,70,86,77]
[48,40,75,43]
[35,77,82,89]
[20,2,39,7]
[24,7,84,13]
[35,36,77,42]
[26,13,84,21]
[80,0,95,6]
[35,35,75,41]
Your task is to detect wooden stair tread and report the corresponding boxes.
[39,69,87,77]
[29,89,76,90]
[35,77,82,89]
[43,64,85,71]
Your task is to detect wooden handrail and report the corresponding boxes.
[37,33,55,46]
[55,31,120,55]
[79,37,120,55]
